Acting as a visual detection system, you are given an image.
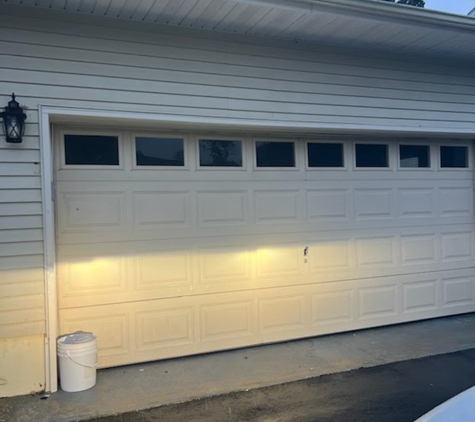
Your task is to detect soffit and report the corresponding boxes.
[8,0,475,61]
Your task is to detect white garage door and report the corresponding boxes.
[55,128,475,367]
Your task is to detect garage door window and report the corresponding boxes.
[307,142,344,168]
[136,137,185,167]
[355,144,388,168]
[256,141,295,168]
[64,134,119,166]
[440,146,468,168]
[399,145,430,168]
[199,139,243,167]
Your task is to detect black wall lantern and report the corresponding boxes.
[1,93,27,143]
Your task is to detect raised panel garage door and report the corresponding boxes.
[55,130,475,368]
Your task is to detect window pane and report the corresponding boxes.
[256,141,295,167]
[199,140,242,167]
[399,145,430,168]
[440,146,468,168]
[355,144,388,168]
[307,143,344,168]
[136,137,184,166]
[64,135,119,165]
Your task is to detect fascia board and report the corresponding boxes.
[232,0,475,31]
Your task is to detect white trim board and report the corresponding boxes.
[39,106,57,393]
[46,107,475,137]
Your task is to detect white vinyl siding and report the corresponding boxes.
[0,6,475,130]
[0,3,475,347]
[0,117,44,339]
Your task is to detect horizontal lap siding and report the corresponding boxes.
[3,69,475,117]
[1,4,475,340]
[0,126,44,337]
[0,10,475,129]
[0,16,44,338]
[0,265,45,338]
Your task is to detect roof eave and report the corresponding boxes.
[234,0,475,31]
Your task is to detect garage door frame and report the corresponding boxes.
[39,105,475,394]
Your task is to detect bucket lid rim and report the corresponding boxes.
[57,331,97,344]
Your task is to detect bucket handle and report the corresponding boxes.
[66,351,97,369]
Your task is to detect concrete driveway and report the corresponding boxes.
[97,348,475,422]
[2,314,475,422]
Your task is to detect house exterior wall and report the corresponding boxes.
[0,3,474,397]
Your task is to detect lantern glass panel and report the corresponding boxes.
[6,116,20,139]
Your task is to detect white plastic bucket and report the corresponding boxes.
[57,332,97,392]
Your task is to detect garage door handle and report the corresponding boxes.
[303,247,308,257]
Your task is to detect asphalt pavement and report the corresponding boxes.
[95,348,475,422]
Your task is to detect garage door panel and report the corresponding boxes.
[58,253,129,305]
[58,226,475,309]
[307,260,475,288]
[304,170,473,182]
[439,186,473,218]
[134,249,192,291]
[311,289,355,326]
[55,132,475,368]
[354,188,393,221]
[56,167,473,183]
[402,280,438,313]
[61,310,130,360]
[196,245,253,289]
[398,188,436,219]
[57,191,127,234]
[441,231,474,262]
[56,173,474,186]
[255,242,306,281]
[401,234,437,266]
[135,307,195,352]
[258,294,307,333]
[308,238,352,272]
[59,268,475,368]
[254,189,303,224]
[58,242,194,308]
[58,221,475,245]
[442,275,475,309]
[133,191,191,229]
[197,190,248,227]
[306,188,351,222]
[200,300,254,342]
[56,180,474,245]
[356,236,397,269]
[358,285,398,320]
